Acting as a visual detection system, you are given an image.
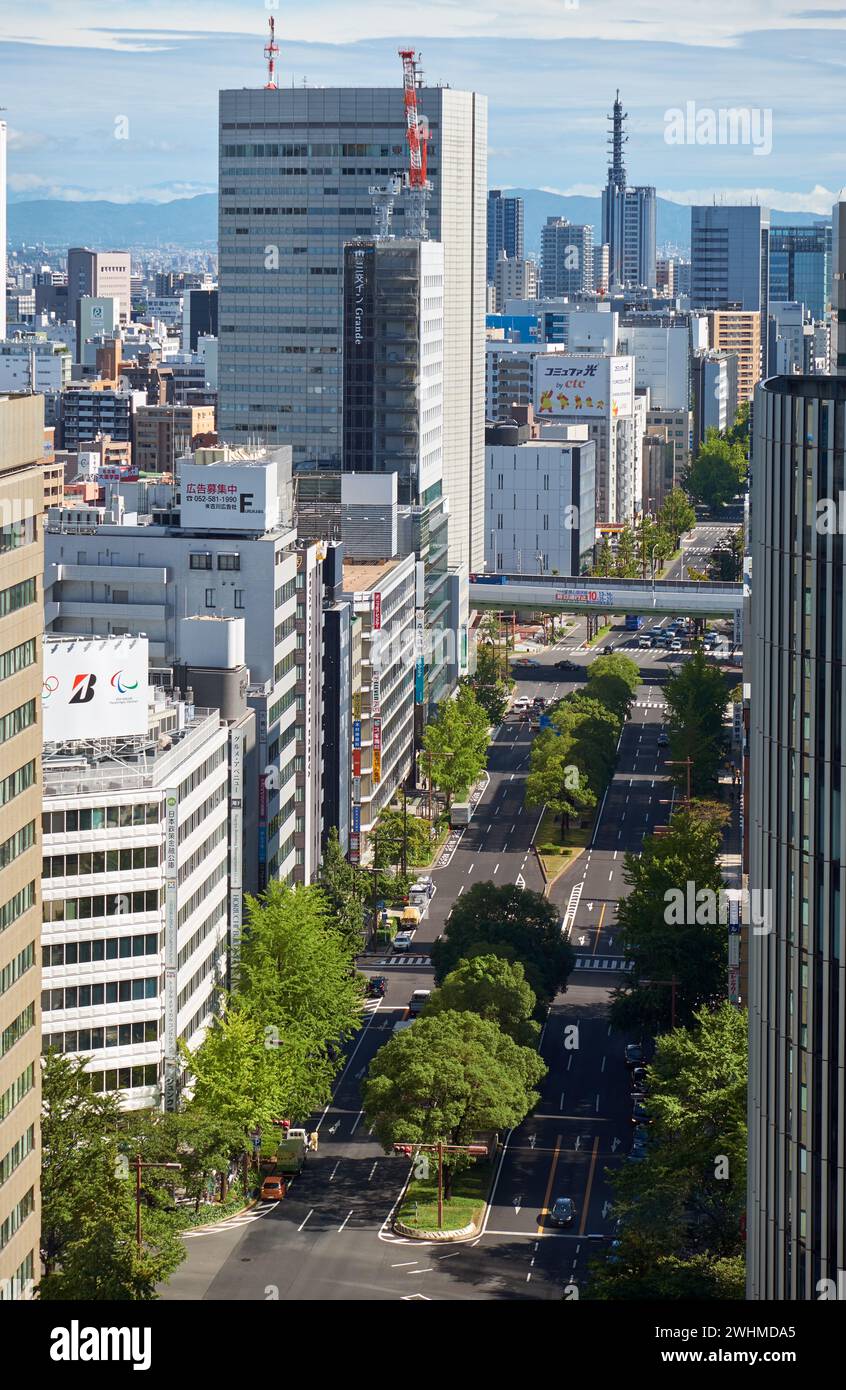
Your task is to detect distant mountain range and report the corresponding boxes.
[7,189,826,253]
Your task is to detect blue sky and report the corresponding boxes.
[1,1,844,210]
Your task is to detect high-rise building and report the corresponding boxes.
[133,404,217,474]
[0,122,7,342]
[832,199,846,375]
[618,316,690,410]
[485,419,595,574]
[747,374,846,1299]
[690,206,770,370]
[66,248,131,325]
[769,223,831,323]
[690,350,738,453]
[540,219,594,298]
[487,189,524,284]
[708,309,762,402]
[493,253,538,312]
[0,393,44,1301]
[217,81,488,570]
[601,93,656,290]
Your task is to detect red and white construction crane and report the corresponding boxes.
[398,48,431,239]
[264,16,279,90]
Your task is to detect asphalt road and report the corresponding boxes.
[663,521,741,582]
[163,617,711,1301]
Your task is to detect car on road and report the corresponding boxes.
[657,732,669,747]
[260,1175,286,1201]
[628,1137,649,1163]
[408,989,431,1017]
[391,929,417,952]
[548,1196,576,1227]
[392,1019,415,1034]
[632,1100,652,1125]
[366,975,388,998]
[638,636,652,649]
[532,696,547,709]
[513,657,540,667]
[555,659,579,671]
[670,639,682,652]
[630,1067,648,1095]
[413,875,434,898]
[625,1043,645,1067]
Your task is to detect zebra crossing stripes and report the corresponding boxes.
[377,955,432,967]
[182,1205,272,1238]
[573,956,634,972]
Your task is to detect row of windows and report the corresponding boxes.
[0,820,35,874]
[188,552,241,571]
[180,785,225,844]
[42,803,159,835]
[275,577,297,608]
[0,516,36,555]
[179,859,227,931]
[88,1065,158,1092]
[0,1249,34,1302]
[43,934,160,968]
[43,976,159,1011]
[203,587,245,609]
[0,882,36,935]
[177,744,227,803]
[0,699,36,748]
[177,942,225,1014]
[43,846,159,878]
[269,686,298,726]
[0,1062,35,1124]
[0,638,36,684]
[178,900,226,973]
[179,994,217,1046]
[0,760,36,809]
[179,822,227,887]
[0,1125,34,1190]
[0,1002,34,1061]
[44,1020,159,1053]
[0,944,35,1000]
[43,890,161,923]
[0,578,36,619]
[0,1188,34,1253]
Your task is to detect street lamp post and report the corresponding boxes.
[393,1139,491,1229]
[667,757,694,804]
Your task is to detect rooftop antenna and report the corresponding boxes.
[399,48,431,240]
[264,16,279,89]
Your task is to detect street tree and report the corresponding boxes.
[592,537,615,578]
[40,1052,184,1299]
[657,489,697,550]
[610,804,730,1034]
[614,525,639,578]
[525,733,596,839]
[422,685,490,804]
[431,881,574,1002]
[664,648,729,797]
[373,809,432,872]
[464,644,510,724]
[424,954,541,1045]
[317,826,365,955]
[363,1010,546,1195]
[684,430,747,510]
[707,530,744,582]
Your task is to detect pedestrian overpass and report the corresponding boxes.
[469,573,744,637]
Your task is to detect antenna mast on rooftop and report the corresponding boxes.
[264,16,279,89]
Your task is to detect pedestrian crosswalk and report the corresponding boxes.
[182,1205,272,1239]
[634,701,667,711]
[377,955,432,967]
[573,956,634,972]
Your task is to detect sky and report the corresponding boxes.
[0,1,844,211]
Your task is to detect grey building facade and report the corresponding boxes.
[487,190,524,284]
[747,374,846,1299]
[540,219,594,298]
[217,83,487,571]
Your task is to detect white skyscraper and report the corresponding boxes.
[218,81,488,570]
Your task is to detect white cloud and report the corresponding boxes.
[658,184,838,214]
[7,172,215,203]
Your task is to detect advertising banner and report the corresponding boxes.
[554,588,614,605]
[372,748,382,784]
[352,690,362,721]
[535,355,634,420]
[42,636,149,742]
[180,460,279,532]
[353,721,361,749]
[352,805,361,833]
[371,673,381,712]
[415,656,425,704]
[373,592,382,630]
[372,717,382,751]
[352,748,361,777]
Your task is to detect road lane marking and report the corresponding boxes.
[350,1109,364,1133]
[392,1261,418,1267]
[537,1135,563,1235]
[592,902,607,955]
[298,1210,314,1231]
[338,1210,354,1232]
[578,1138,601,1236]
[368,1162,378,1181]
[457,885,464,896]
[329,1162,340,1181]
[467,863,474,875]
[494,862,500,874]
[601,1056,606,1073]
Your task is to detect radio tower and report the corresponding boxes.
[399,48,431,240]
[264,16,279,89]
[607,89,628,192]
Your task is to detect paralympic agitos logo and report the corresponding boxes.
[66,670,139,705]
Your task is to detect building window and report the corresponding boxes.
[234,590,245,609]
[217,554,240,571]
[204,589,215,608]
[189,553,212,570]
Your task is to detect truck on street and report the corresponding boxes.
[450,802,473,827]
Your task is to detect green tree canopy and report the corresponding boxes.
[610,804,730,1034]
[363,1009,546,1192]
[424,953,541,1045]
[664,648,730,797]
[422,685,490,803]
[657,489,697,549]
[431,882,573,1002]
[464,643,510,725]
[707,529,744,582]
[685,430,747,510]
[317,825,365,955]
[373,808,433,871]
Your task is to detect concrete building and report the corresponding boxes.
[641,432,676,512]
[691,350,739,453]
[59,385,142,454]
[66,248,131,325]
[747,374,846,1299]
[691,206,769,374]
[540,219,594,297]
[493,254,538,313]
[503,300,618,355]
[708,309,762,402]
[133,404,217,474]
[0,338,71,395]
[832,199,846,376]
[0,122,6,342]
[182,289,218,353]
[43,446,323,888]
[769,223,831,322]
[342,551,416,852]
[534,352,642,523]
[0,393,44,1301]
[594,243,610,296]
[217,80,488,571]
[645,406,691,479]
[767,301,806,376]
[618,317,690,410]
[487,190,524,284]
[486,341,567,422]
[485,419,595,575]
[41,650,231,1112]
[601,94,656,290]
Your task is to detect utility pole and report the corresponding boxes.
[401,785,408,879]
[641,976,679,1029]
[393,1138,491,1229]
[134,1154,180,1251]
[667,756,694,804]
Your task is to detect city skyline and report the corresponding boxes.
[0,3,844,210]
